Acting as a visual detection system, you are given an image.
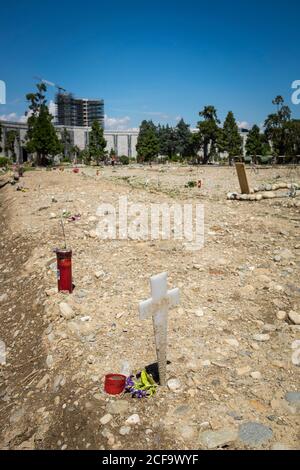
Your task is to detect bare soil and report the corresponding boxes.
[0,164,299,450]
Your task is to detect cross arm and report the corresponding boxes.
[167,288,180,308]
[139,298,153,320]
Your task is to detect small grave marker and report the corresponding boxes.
[235,162,250,194]
[139,273,180,386]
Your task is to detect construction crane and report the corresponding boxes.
[33,76,67,94]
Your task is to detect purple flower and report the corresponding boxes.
[125,376,135,391]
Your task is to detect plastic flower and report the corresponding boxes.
[125,370,158,398]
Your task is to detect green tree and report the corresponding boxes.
[197,106,220,164]
[221,111,242,159]
[283,119,300,156]
[60,128,72,160]
[5,130,18,160]
[245,125,271,161]
[89,120,107,164]
[136,120,160,163]
[80,148,91,165]
[264,96,291,156]
[25,83,62,165]
[272,95,284,112]
[71,145,81,164]
[189,132,202,162]
[109,148,117,159]
[175,119,192,158]
[157,125,177,158]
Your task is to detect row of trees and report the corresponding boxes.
[136,109,245,164]
[1,84,300,165]
[264,96,300,157]
[136,97,300,163]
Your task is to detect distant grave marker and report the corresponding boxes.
[235,162,250,194]
[139,273,180,386]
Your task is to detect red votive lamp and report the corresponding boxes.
[56,249,73,293]
[104,374,126,395]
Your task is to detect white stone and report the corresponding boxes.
[49,213,56,219]
[288,311,300,325]
[202,360,211,367]
[225,338,239,348]
[100,414,113,425]
[291,349,300,366]
[262,192,276,199]
[253,334,270,342]
[89,230,97,238]
[251,371,262,380]
[0,293,8,303]
[194,308,204,317]
[119,426,131,436]
[199,421,210,430]
[139,272,180,386]
[59,302,75,320]
[277,311,287,320]
[95,271,105,279]
[125,414,140,425]
[291,340,300,350]
[167,378,181,391]
[236,366,251,376]
[46,355,54,368]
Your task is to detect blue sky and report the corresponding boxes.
[0,0,299,129]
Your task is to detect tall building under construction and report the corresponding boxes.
[56,93,104,128]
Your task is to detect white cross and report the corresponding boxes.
[139,272,180,386]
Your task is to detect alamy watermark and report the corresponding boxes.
[95,196,204,251]
[0,80,6,104]
[291,80,300,105]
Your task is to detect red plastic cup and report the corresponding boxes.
[104,374,126,395]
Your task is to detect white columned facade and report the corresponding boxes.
[0,121,139,163]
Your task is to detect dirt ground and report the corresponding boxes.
[0,164,299,450]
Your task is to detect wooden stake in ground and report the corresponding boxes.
[139,272,180,386]
[235,162,251,194]
[60,217,67,249]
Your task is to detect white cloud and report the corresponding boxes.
[237,121,250,130]
[0,112,18,121]
[0,105,52,124]
[0,112,31,123]
[104,114,131,130]
[19,114,29,123]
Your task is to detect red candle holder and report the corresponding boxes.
[104,374,126,395]
[56,249,73,293]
